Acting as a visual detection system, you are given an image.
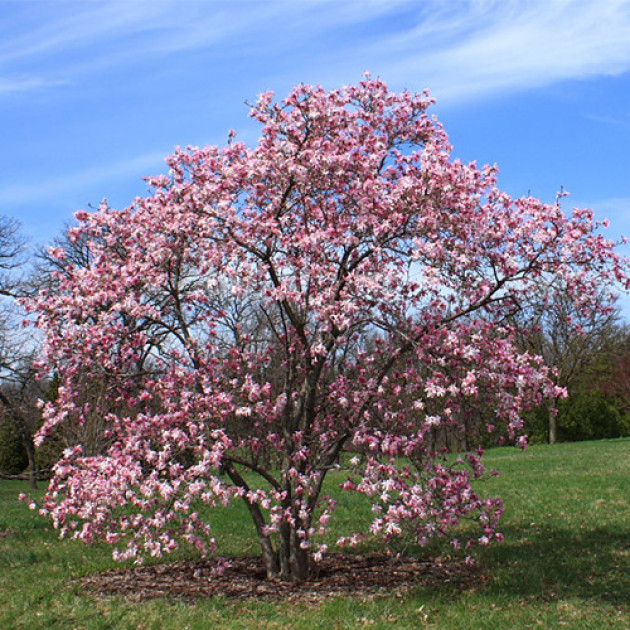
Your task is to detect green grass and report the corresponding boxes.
[1,438,629,629]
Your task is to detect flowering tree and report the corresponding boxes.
[25,78,627,582]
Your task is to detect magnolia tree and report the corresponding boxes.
[24,79,627,581]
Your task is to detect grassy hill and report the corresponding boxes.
[1,438,629,629]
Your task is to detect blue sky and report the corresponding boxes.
[2,0,630,308]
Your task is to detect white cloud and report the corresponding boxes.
[0,151,167,208]
[372,0,630,101]
[0,1,407,66]
[585,112,630,129]
[0,76,68,95]
[3,1,630,101]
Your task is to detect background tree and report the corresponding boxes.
[556,328,630,441]
[0,216,27,299]
[24,79,628,582]
[31,222,150,461]
[31,220,94,293]
[599,334,630,414]
[0,354,45,488]
[0,216,46,487]
[513,279,624,443]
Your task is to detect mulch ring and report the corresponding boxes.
[79,553,481,603]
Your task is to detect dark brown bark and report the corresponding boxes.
[548,400,558,445]
[23,433,38,489]
[224,460,313,582]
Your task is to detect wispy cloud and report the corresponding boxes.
[3,1,630,102]
[585,112,630,129]
[0,151,167,208]
[0,1,389,93]
[0,76,68,96]
[0,1,405,68]
[371,0,630,100]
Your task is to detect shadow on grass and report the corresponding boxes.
[474,522,630,607]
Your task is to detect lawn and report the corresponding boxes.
[1,438,629,629]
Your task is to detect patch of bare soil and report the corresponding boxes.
[79,553,480,603]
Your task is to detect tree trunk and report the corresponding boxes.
[288,528,310,582]
[23,435,38,489]
[262,522,310,582]
[260,535,280,579]
[226,462,311,582]
[548,399,558,445]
